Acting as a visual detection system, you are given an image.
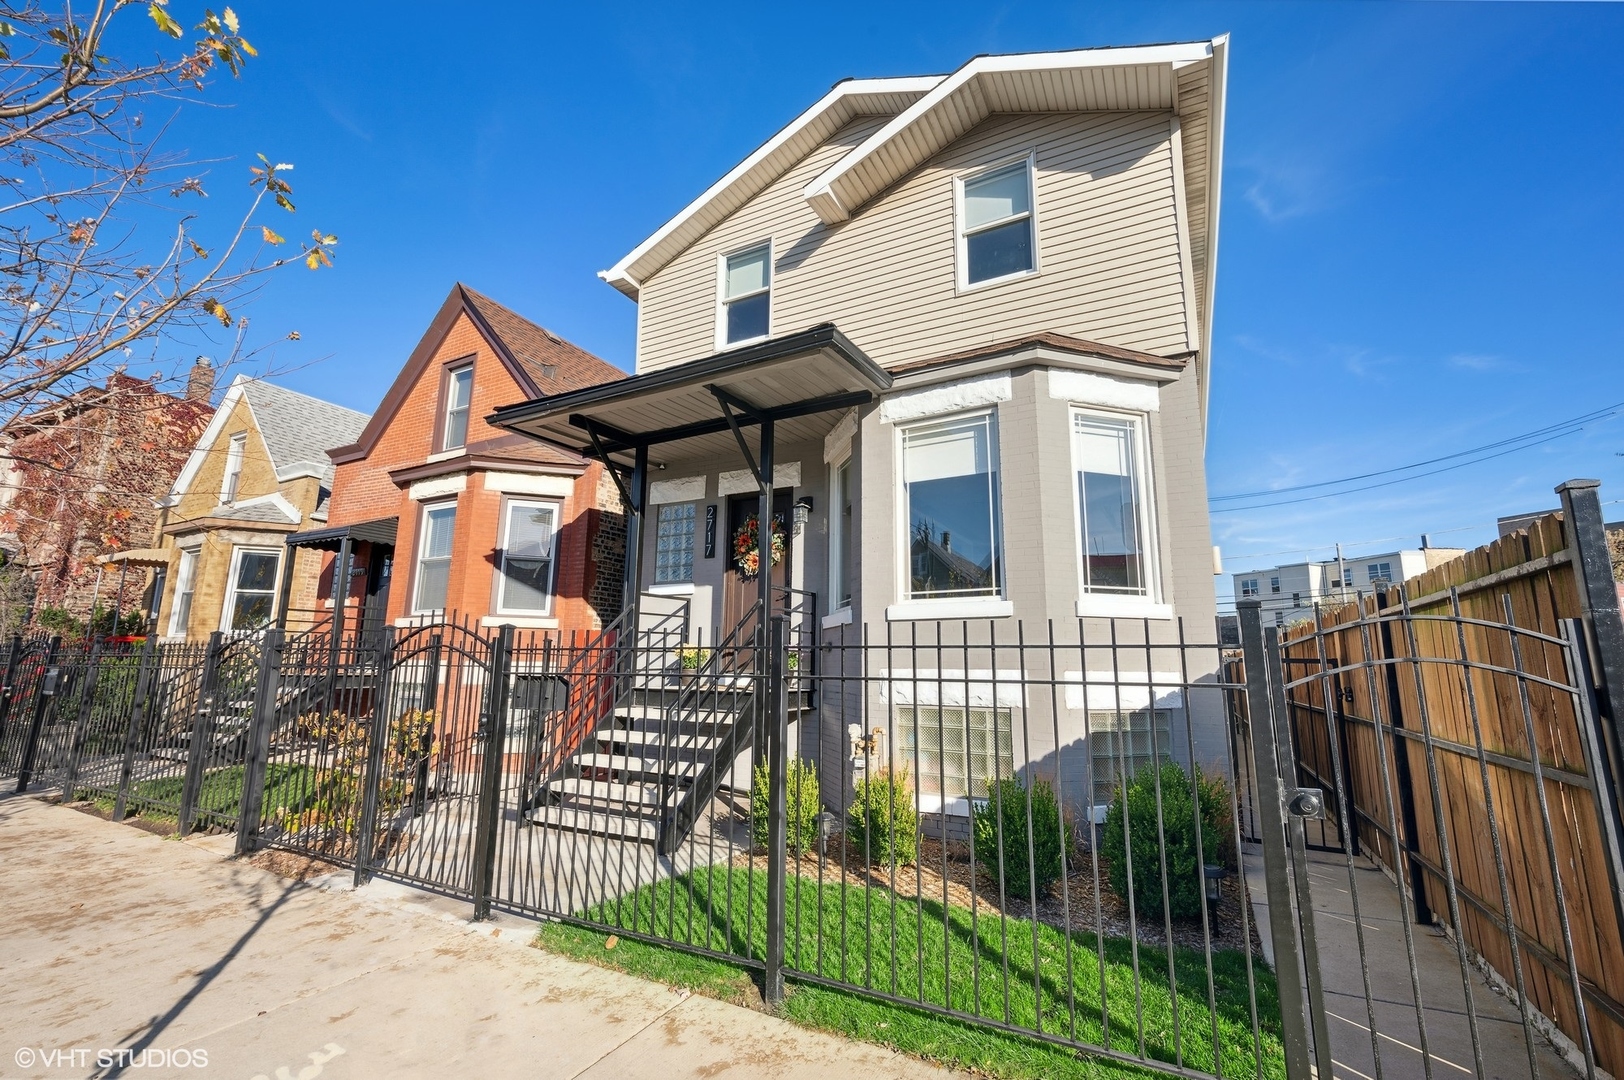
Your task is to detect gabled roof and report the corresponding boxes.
[164,375,369,503]
[598,76,944,299]
[330,283,626,465]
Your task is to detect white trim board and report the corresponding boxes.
[879,373,1011,425]
[718,461,801,497]
[1048,369,1159,412]
[649,475,707,505]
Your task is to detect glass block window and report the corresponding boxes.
[654,503,696,584]
[896,705,1014,800]
[1089,708,1173,806]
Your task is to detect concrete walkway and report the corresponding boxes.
[0,795,963,1080]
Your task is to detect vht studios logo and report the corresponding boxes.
[15,1046,209,1069]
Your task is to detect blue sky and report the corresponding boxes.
[155,1,1624,603]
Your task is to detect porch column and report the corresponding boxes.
[274,542,298,630]
[757,417,774,625]
[329,536,352,667]
[621,445,649,626]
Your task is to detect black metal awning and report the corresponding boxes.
[486,324,889,465]
[284,517,398,551]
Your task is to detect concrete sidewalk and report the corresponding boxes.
[0,795,963,1080]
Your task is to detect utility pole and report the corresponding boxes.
[1336,542,1348,604]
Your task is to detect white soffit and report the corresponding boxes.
[598,76,943,299]
[1047,369,1159,412]
[803,41,1216,226]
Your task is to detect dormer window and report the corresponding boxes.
[957,156,1037,288]
[220,432,246,504]
[441,364,473,451]
[718,243,771,348]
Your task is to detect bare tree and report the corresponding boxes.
[0,0,336,423]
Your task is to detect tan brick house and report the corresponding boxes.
[150,375,369,640]
[291,284,626,637]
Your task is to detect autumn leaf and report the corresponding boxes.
[148,2,182,38]
[260,226,284,245]
[304,248,330,270]
[188,239,208,259]
[223,7,240,33]
[201,296,231,326]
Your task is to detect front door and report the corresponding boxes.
[721,489,793,634]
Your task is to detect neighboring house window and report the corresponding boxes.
[830,456,854,610]
[497,500,559,613]
[441,365,473,452]
[653,503,697,584]
[1293,592,1302,608]
[169,549,198,637]
[897,705,1014,801]
[958,156,1036,287]
[1240,578,1259,598]
[222,547,280,631]
[1089,709,1172,806]
[718,243,771,347]
[901,412,1001,601]
[1275,612,1286,626]
[1269,576,1281,594]
[220,432,247,504]
[414,501,457,612]
[1073,410,1154,597]
[1367,561,1393,584]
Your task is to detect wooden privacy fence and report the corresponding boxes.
[1279,483,1624,1077]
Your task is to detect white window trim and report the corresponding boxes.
[219,546,282,633]
[1069,405,1164,612]
[715,240,772,351]
[220,432,247,504]
[413,499,458,614]
[442,364,473,452]
[828,450,853,616]
[168,548,198,638]
[495,498,560,617]
[895,408,1004,608]
[954,151,1040,294]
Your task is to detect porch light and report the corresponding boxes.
[792,496,814,536]
[817,811,840,855]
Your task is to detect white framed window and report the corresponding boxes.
[1072,409,1157,599]
[653,503,696,585]
[956,154,1037,289]
[1089,708,1173,806]
[1367,561,1393,584]
[413,501,457,612]
[221,547,280,632]
[441,364,473,452]
[717,242,771,348]
[900,411,1002,602]
[1269,575,1281,594]
[497,499,559,614]
[829,455,854,610]
[896,705,1014,802]
[1240,578,1259,598]
[168,548,198,637]
[220,432,247,504]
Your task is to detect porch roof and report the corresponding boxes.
[486,324,890,465]
[285,516,398,551]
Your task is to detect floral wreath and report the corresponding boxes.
[732,513,786,578]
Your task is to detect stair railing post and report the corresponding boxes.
[177,631,225,836]
[472,623,515,919]
[14,635,62,793]
[112,617,161,821]
[62,635,106,801]
[353,627,399,886]
[236,629,286,854]
[764,613,788,1006]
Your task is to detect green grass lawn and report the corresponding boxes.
[536,865,1284,1080]
[82,762,315,825]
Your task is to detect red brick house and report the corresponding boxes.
[282,285,628,637]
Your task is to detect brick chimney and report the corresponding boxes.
[186,357,215,401]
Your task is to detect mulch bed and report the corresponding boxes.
[733,835,1264,956]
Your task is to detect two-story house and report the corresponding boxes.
[493,40,1230,833]
[150,375,368,640]
[287,284,628,638]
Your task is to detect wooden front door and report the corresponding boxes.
[721,490,793,634]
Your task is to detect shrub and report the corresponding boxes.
[1100,761,1233,921]
[973,774,1067,901]
[847,766,918,867]
[751,756,822,853]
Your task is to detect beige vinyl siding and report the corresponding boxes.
[637,109,1190,373]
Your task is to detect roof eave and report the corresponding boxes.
[1198,33,1229,443]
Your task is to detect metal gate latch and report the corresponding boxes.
[1285,787,1325,819]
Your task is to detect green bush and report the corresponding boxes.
[973,774,1068,901]
[1101,761,1234,921]
[751,756,822,853]
[847,766,918,867]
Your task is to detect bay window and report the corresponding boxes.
[414,501,457,612]
[901,412,1002,601]
[1073,410,1155,598]
[222,547,279,631]
[497,500,558,613]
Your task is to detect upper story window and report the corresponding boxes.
[718,243,771,348]
[1073,410,1155,598]
[497,500,558,614]
[957,156,1037,288]
[1270,576,1281,594]
[654,503,697,585]
[414,501,457,612]
[1240,578,1259,598]
[902,412,1001,601]
[1367,562,1393,585]
[441,364,473,452]
[220,432,247,504]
